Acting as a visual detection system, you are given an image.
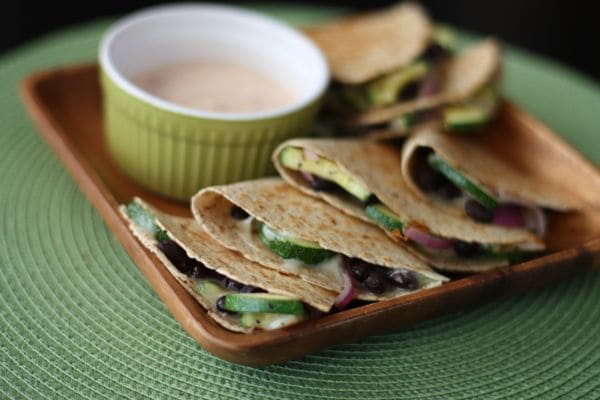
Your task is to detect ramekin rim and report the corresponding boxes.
[99,3,330,122]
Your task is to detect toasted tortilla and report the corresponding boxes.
[121,199,338,333]
[305,2,432,84]
[401,126,576,211]
[273,138,544,272]
[192,178,447,300]
[353,38,501,126]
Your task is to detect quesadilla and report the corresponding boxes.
[306,2,435,85]
[274,138,545,272]
[305,3,501,137]
[352,39,502,138]
[121,198,338,332]
[192,178,448,306]
[400,126,577,238]
[305,4,457,132]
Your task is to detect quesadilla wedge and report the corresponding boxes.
[274,138,545,272]
[401,126,577,238]
[121,198,338,332]
[192,178,447,305]
[306,2,501,137]
[305,3,468,134]
[353,39,502,138]
[305,2,434,85]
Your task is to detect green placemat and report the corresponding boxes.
[1,5,599,400]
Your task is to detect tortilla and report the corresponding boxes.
[273,138,544,272]
[305,2,432,84]
[353,38,501,126]
[192,178,447,300]
[401,126,576,211]
[121,199,338,332]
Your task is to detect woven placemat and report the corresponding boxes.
[1,5,599,399]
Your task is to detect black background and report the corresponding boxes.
[2,0,598,81]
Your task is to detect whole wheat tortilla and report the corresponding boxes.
[305,2,432,84]
[401,126,576,211]
[353,38,501,126]
[273,138,544,260]
[192,178,447,299]
[121,205,248,332]
[121,199,338,332]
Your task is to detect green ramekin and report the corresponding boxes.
[99,4,329,200]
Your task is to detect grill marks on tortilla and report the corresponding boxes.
[305,2,432,84]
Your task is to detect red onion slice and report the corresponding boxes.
[301,171,315,184]
[304,148,319,161]
[405,227,453,249]
[335,267,356,309]
[417,70,440,98]
[496,194,548,238]
[492,204,525,228]
[524,206,547,238]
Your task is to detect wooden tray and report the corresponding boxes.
[20,63,600,366]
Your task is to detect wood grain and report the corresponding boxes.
[19,63,600,365]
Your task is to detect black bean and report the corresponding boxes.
[188,264,210,279]
[364,194,381,206]
[399,80,421,101]
[215,296,237,315]
[230,205,249,220]
[435,180,462,200]
[179,259,202,277]
[413,156,443,192]
[343,257,369,281]
[222,277,262,293]
[240,285,262,293]
[157,240,211,278]
[388,269,418,290]
[156,239,183,261]
[414,165,442,192]
[342,256,357,267]
[225,278,244,292]
[350,262,369,282]
[464,199,494,223]
[422,43,447,63]
[216,296,227,312]
[412,150,462,200]
[157,240,191,273]
[308,175,342,192]
[364,270,388,294]
[453,241,483,258]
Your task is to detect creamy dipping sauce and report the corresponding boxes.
[133,61,296,113]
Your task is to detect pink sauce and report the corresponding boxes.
[134,61,296,113]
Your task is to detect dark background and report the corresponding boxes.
[2,0,598,81]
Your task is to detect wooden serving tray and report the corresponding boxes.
[20,64,600,366]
